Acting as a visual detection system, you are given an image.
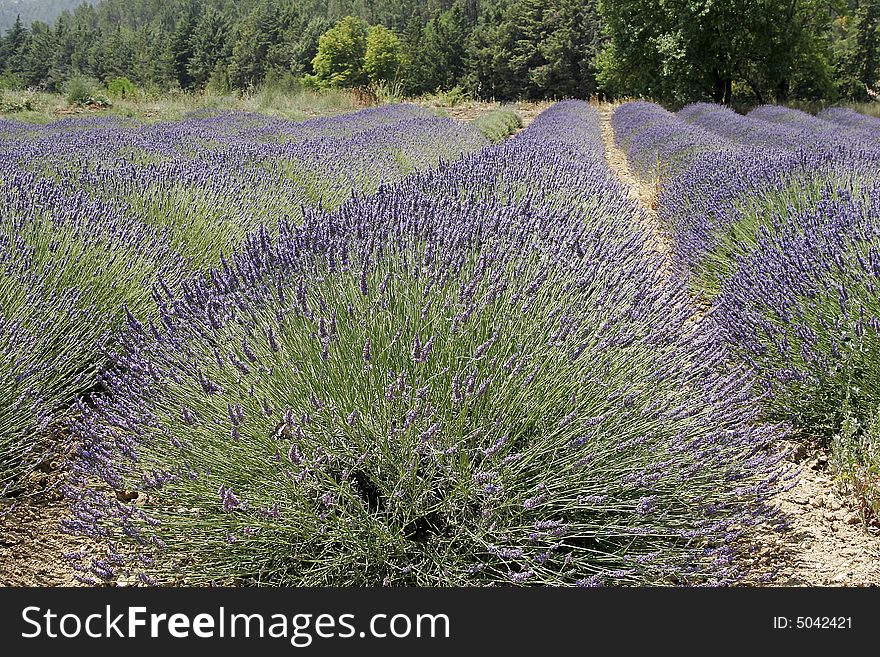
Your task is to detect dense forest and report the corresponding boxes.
[0,0,878,104]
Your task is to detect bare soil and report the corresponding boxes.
[0,469,91,587]
[596,102,675,278]
[751,446,880,586]
[427,100,551,132]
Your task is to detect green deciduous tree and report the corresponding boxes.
[364,23,406,84]
[598,0,835,105]
[311,15,369,87]
[833,0,880,100]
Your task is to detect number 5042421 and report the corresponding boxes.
[774,617,852,629]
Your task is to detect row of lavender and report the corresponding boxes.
[61,101,784,587]
[614,101,880,518]
[0,105,488,500]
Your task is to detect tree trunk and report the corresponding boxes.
[711,71,733,105]
[711,70,725,103]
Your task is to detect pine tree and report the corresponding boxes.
[228,0,283,89]
[24,21,57,88]
[170,1,198,89]
[188,4,231,88]
[419,1,470,91]
[4,15,30,80]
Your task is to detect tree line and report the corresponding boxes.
[0,0,877,104]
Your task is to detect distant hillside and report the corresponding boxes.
[0,0,85,31]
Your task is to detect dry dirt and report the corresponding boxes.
[596,101,880,587]
[754,448,880,585]
[0,469,92,587]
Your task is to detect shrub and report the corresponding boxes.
[0,72,22,91]
[106,76,138,100]
[714,185,880,518]
[0,91,36,112]
[65,77,112,107]
[0,105,488,499]
[615,100,880,520]
[472,108,521,142]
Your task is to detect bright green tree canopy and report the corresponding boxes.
[364,23,406,84]
[311,15,369,88]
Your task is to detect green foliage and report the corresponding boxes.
[106,76,137,99]
[429,84,472,107]
[836,410,880,520]
[403,1,470,96]
[0,0,877,108]
[0,90,37,112]
[832,3,880,101]
[171,2,199,90]
[227,0,286,91]
[364,24,406,85]
[471,0,602,101]
[65,76,111,106]
[312,16,369,88]
[187,5,231,89]
[0,71,22,90]
[597,0,836,104]
[471,107,521,141]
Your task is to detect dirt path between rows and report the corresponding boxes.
[436,101,550,131]
[0,468,91,586]
[751,447,880,585]
[596,101,880,587]
[596,103,674,278]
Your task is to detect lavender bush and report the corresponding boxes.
[615,101,880,516]
[0,171,171,498]
[818,107,880,133]
[0,105,486,500]
[611,101,733,179]
[471,108,521,142]
[715,184,880,515]
[65,102,783,586]
[615,102,880,297]
[748,105,878,148]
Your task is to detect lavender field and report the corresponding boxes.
[1,100,877,587]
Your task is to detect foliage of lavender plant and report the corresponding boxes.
[0,171,172,498]
[679,103,828,151]
[747,105,880,147]
[616,101,880,297]
[0,105,486,500]
[714,184,880,514]
[611,101,733,179]
[818,107,880,133]
[665,147,880,297]
[65,101,783,587]
[615,100,880,515]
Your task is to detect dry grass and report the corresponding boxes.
[0,87,372,124]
